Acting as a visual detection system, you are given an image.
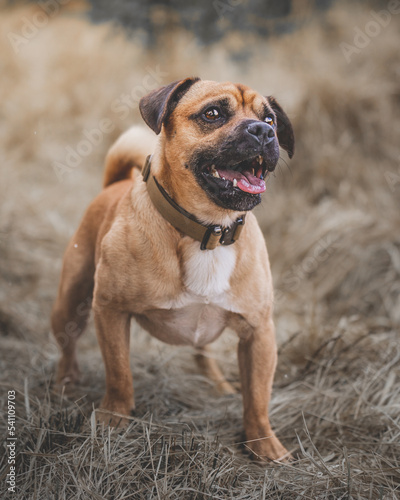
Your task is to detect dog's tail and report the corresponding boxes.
[103,126,156,188]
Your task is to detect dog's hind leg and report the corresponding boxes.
[194,346,236,395]
[51,228,95,386]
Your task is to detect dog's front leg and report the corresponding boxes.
[93,304,134,427]
[237,317,290,461]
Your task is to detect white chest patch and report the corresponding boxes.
[182,242,236,298]
[139,242,240,346]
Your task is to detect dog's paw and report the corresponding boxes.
[96,410,131,428]
[245,435,292,463]
[56,358,81,387]
[215,380,237,395]
[96,397,135,428]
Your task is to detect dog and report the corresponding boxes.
[51,77,294,461]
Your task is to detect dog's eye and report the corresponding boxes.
[203,107,221,122]
[264,115,274,126]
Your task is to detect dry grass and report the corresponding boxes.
[0,2,400,498]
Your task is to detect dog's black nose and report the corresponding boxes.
[246,122,275,145]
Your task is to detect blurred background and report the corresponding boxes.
[0,0,399,498]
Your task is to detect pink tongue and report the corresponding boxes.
[216,168,266,194]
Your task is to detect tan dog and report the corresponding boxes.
[51,78,294,461]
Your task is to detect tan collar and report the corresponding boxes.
[142,155,246,250]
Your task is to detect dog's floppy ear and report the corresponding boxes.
[266,96,295,159]
[139,77,200,134]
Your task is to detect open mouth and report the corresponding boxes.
[202,155,268,195]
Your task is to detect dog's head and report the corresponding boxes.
[139,78,294,212]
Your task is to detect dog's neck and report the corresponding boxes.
[142,153,246,250]
[149,148,242,228]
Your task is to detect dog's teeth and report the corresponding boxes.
[211,165,221,178]
[233,179,238,187]
[258,155,263,165]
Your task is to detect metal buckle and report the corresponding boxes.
[219,217,245,246]
[200,217,245,250]
[201,225,222,250]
